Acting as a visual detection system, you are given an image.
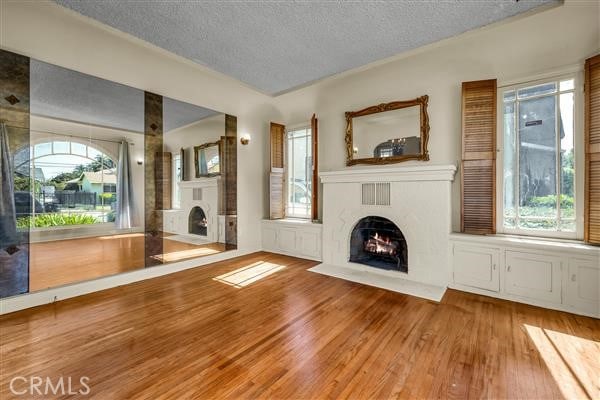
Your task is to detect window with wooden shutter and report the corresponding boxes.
[270,122,285,219]
[461,79,497,234]
[585,54,600,244]
[311,114,319,221]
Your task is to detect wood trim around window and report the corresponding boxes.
[584,54,600,244]
[461,79,497,234]
[311,114,318,221]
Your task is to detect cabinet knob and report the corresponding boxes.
[507,265,511,272]
[492,263,496,270]
[571,274,576,282]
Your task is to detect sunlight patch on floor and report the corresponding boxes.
[152,247,221,262]
[524,324,600,399]
[213,261,286,288]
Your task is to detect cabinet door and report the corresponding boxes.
[299,230,321,259]
[566,258,600,317]
[277,228,298,253]
[453,244,500,291]
[262,227,278,252]
[505,251,561,303]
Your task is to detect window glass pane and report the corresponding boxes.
[503,90,515,102]
[53,141,69,153]
[503,101,517,228]
[517,82,556,99]
[286,128,311,217]
[518,95,557,230]
[71,142,87,157]
[34,142,52,157]
[559,92,575,231]
[559,79,574,91]
[87,146,101,161]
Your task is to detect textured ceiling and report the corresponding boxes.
[31,60,218,133]
[54,0,559,95]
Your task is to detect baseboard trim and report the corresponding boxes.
[0,248,256,315]
[448,283,599,319]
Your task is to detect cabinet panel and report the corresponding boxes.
[566,259,600,316]
[505,251,561,303]
[453,244,499,291]
[300,231,320,259]
[262,227,278,252]
[277,228,298,253]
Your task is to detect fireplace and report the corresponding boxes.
[189,206,208,236]
[349,216,407,272]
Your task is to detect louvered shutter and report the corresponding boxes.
[270,122,285,219]
[585,54,600,244]
[461,79,497,234]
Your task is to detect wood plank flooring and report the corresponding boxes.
[1,252,599,399]
[29,234,226,292]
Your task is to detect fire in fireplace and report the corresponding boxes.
[189,206,208,236]
[349,216,407,272]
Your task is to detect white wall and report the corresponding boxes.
[164,114,225,181]
[274,1,600,231]
[1,0,277,252]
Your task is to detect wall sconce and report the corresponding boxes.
[137,159,143,165]
[240,134,251,145]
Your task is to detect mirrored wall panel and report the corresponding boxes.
[0,49,237,297]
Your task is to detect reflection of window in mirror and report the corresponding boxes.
[286,127,312,219]
[172,153,181,209]
[195,143,220,177]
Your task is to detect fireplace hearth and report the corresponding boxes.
[349,216,407,272]
[189,206,208,236]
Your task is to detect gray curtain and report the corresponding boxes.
[0,123,17,247]
[115,140,135,229]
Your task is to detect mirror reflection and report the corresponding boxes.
[353,106,421,159]
[194,141,221,177]
[345,96,429,166]
[0,55,236,298]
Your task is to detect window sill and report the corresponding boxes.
[450,232,599,257]
[262,218,322,228]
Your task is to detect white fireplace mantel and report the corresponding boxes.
[319,163,457,288]
[319,164,457,183]
[178,177,220,188]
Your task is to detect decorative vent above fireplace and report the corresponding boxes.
[193,188,203,201]
[361,182,391,206]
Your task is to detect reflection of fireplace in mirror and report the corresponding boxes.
[349,216,407,272]
[189,206,208,236]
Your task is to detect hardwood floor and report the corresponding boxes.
[29,234,226,292]
[1,252,599,399]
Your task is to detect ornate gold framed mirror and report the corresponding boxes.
[345,95,430,166]
[194,140,222,177]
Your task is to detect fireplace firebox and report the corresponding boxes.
[349,216,407,272]
[189,206,208,236]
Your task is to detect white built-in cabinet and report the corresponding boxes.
[450,234,599,318]
[504,251,561,304]
[453,245,500,292]
[261,220,322,261]
[566,258,600,316]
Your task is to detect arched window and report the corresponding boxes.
[14,140,118,226]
